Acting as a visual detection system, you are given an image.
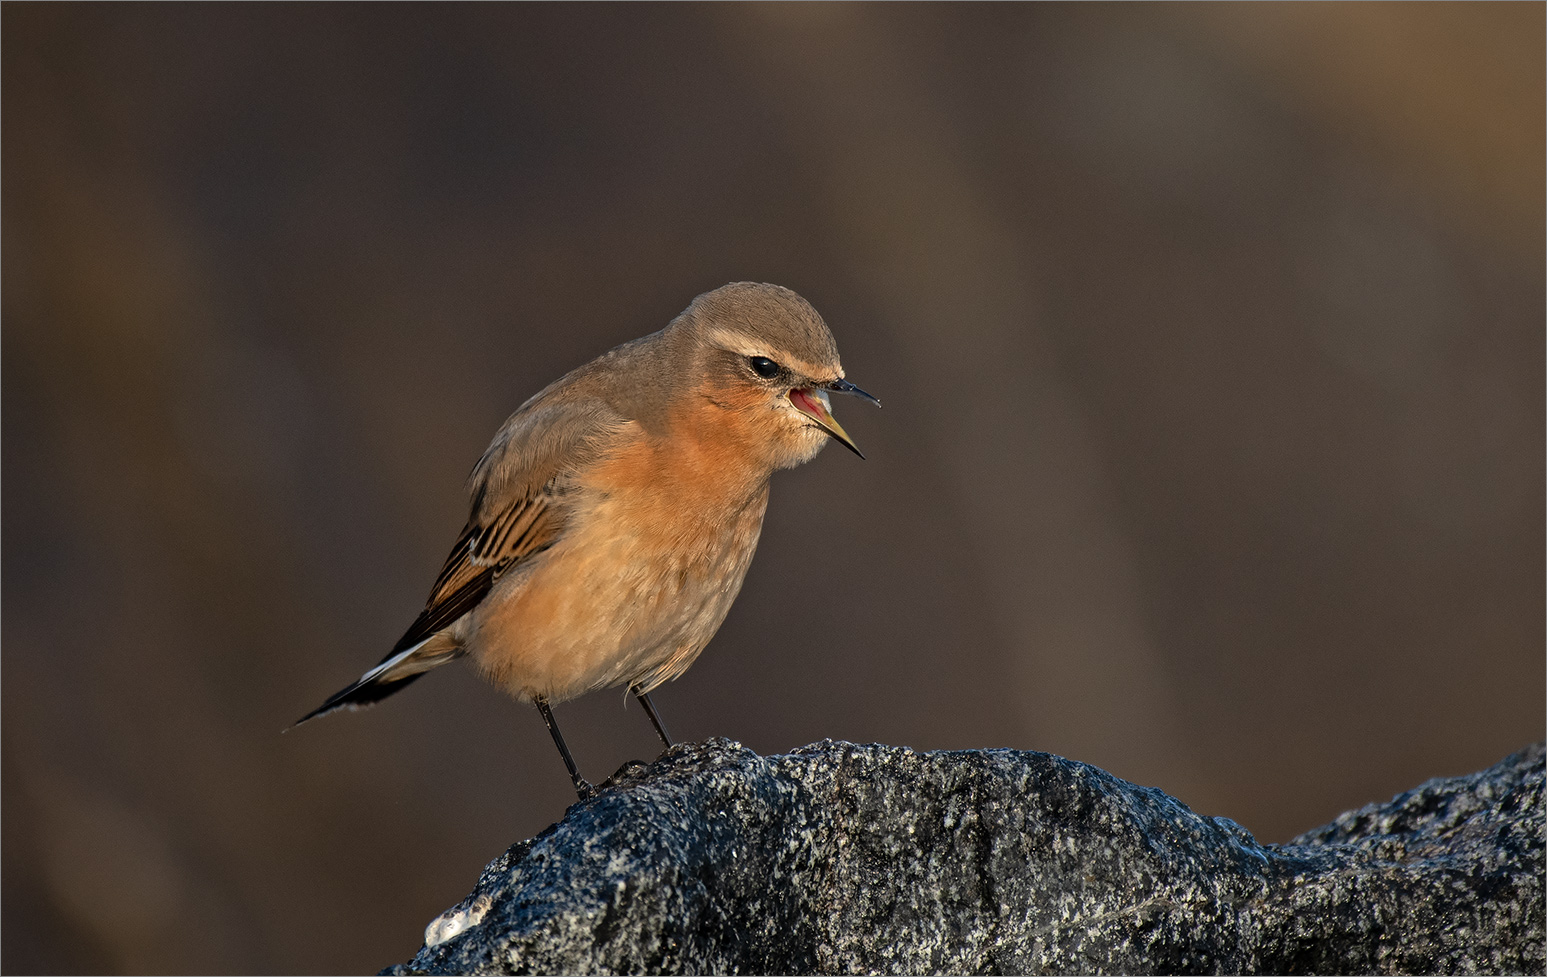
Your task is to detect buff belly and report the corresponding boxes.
[463,487,768,703]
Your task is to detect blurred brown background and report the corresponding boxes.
[3,4,1542,973]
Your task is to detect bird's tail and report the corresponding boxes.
[291,634,464,728]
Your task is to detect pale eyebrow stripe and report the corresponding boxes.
[702,326,838,380]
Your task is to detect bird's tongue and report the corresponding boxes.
[789,387,827,418]
[790,386,865,458]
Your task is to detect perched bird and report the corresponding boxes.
[297,282,878,797]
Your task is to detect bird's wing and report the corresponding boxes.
[383,396,633,659]
[383,496,558,657]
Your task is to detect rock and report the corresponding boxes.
[388,740,1544,975]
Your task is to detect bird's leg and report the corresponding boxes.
[632,685,674,750]
[534,696,595,800]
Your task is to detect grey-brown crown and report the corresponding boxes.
[674,282,840,375]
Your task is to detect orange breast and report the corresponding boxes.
[465,418,773,703]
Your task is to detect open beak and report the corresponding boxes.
[789,383,875,459]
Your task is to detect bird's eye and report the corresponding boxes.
[748,356,781,379]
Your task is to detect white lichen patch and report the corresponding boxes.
[424,894,492,948]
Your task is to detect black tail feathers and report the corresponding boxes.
[290,671,428,729]
[290,633,466,732]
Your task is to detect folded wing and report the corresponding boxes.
[293,394,631,727]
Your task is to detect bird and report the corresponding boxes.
[296,282,879,798]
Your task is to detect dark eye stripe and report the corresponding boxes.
[748,356,780,379]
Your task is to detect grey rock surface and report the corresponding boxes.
[389,740,1544,975]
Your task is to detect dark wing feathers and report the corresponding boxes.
[296,395,631,727]
[384,399,627,661]
[384,493,561,658]
[296,491,567,726]
[471,491,555,567]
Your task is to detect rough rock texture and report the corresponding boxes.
[389,740,1544,975]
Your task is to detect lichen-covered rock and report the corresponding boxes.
[388,740,1544,975]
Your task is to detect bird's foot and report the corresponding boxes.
[572,777,598,801]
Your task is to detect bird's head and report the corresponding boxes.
[669,282,880,472]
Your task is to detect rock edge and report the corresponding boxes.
[389,740,1544,975]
